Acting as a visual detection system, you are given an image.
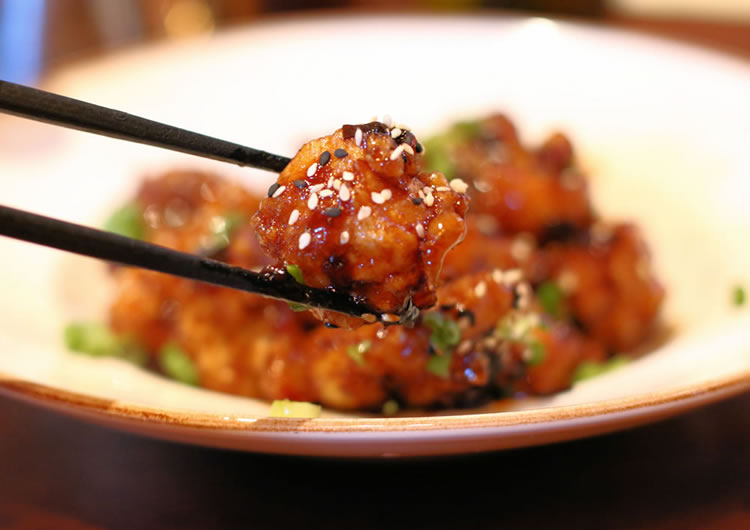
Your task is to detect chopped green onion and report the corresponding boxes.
[573,355,630,383]
[381,399,400,416]
[270,399,322,418]
[537,281,565,319]
[732,285,745,307]
[423,120,481,180]
[64,322,148,366]
[426,352,453,378]
[286,264,305,284]
[159,343,199,386]
[203,212,246,253]
[104,201,145,240]
[346,339,372,366]
[526,340,546,366]
[423,312,461,353]
[287,302,309,312]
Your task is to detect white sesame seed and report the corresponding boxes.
[342,171,355,181]
[319,189,334,198]
[450,178,469,193]
[436,186,450,192]
[333,179,341,190]
[339,184,351,201]
[288,209,300,225]
[381,189,392,201]
[424,193,435,207]
[402,144,414,156]
[340,231,350,244]
[418,190,425,199]
[423,186,432,194]
[376,328,387,339]
[510,234,534,262]
[307,192,318,210]
[327,176,334,188]
[391,127,402,138]
[389,144,406,161]
[416,223,425,238]
[298,232,311,250]
[355,128,363,146]
[271,185,286,198]
[504,268,523,285]
[361,313,376,323]
[307,163,318,177]
[357,206,372,220]
[474,281,487,298]
[492,269,504,284]
[382,313,399,323]
[309,183,325,193]
[382,114,393,127]
[371,191,385,204]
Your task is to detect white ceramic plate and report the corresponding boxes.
[1,14,748,457]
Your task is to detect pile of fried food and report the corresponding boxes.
[67,114,664,412]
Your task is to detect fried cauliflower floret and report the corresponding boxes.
[252,122,469,326]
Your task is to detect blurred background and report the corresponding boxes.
[2,0,750,85]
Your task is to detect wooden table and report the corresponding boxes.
[3,14,750,530]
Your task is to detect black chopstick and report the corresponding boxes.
[0,80,291,173]
[0,204,401,324]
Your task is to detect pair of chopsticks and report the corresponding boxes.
[0,80,389,323]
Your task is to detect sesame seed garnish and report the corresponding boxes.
[382,114,393,127]
[272,185,286,198]
[361,313,376,323]
[382,313,399,323]
[391,127,402,138]
[510,235,534,262]
[412,197,423,205]
[474,281,487,298]
[371,191,386,204]
[319,189,334,198]
[327,176,334,188]
[355,128,363,146]
[376,328,386,339]
[333,179,341,190]
[357,206,372,220]
[389,144,406,161]
[339,184,351,201]
[381,189,392,201]
[450,178,469,193]
[334,148,348,158]
[288,209,300,225]
[319,151,331,166]
[515,282,532,310]
[307,192,319,210]
[504,268,523,284]
[324,207,342,217]
[424,193,435,207]
[309,183,325,193]
[298,232,311,250]
[492,269,504,284]
[293,179,307,188]
[423,186,432,194]
[418,190,425,199]
[402,144,415,156]
[267,182,280,197]
[416,223,425,238]
[436,186,450,192]
[306,163,318,177]
[342,171,354,181]
[340,231,350,244]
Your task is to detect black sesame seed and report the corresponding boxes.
[415,142,424,153]
[412,197,423,205]
[334,148,348,158]
[324,207,342,217]
[319,151,331,166]
[293,179,307,188]
[267,182,280,197]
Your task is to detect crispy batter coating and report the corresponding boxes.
[251,122,469,326]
